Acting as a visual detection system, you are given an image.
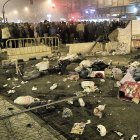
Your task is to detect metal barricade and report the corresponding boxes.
[39,37,60,53]
[5,37,60,56]
[5,37,60,60]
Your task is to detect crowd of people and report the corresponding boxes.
[0,20,127,48]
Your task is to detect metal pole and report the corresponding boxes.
[2,0,11,23]
[0,94,86,120]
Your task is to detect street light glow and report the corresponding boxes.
[24,7,29,12]
[13,10,18,15]
[47,0,52,4]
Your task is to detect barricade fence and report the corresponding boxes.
[5,37,60,56]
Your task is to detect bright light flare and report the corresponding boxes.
[24,7,29,12]
[47,0,52,4]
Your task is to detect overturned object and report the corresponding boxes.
[70,122,86,135]
[93,105,106,118]
[118,81,140,102]
[14,96,40,105]
[81,81,97,93]
[62,108,73,118]
[97,124,107,137]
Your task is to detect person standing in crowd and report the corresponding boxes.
[0,25,2,48]
[76,22,85,42]
[2,24,11,48]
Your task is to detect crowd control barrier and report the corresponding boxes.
[4,37,60,61]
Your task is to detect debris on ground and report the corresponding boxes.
[14,96,40,105]
[118,81,140,103]
[131,134,138,140]
[62,107,73,118]
[50,83,58,90]
[120,72,135,84]
[81,81,97,93]
[8,89,15,94]
[68,74,79,81]
[104,68,113,78]
[32,85,38,91]
[112,68,123,81]
[113,130,124,137]
[78,98,85,107]
[100,79,105,82]
[59,53,83,62]
[86,120,91,124]
[7,78,11,81]
[93,105,106,118]
[67,99,74,105]
[35,58,50,71]
[70,122,86,135]
[97,124,107,137]
[3,84,8,87]
[90,71,105,79]
[14,77,18,81]
[63,78,67,82]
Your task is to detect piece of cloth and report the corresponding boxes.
[35,60,50,71]
[119,81,140,100]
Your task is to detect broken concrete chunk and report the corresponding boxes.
[97,124,107,137]
[78,98,85,107]
[50,83,58,90]
[62,108,73,118]
[14,96,40,105]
